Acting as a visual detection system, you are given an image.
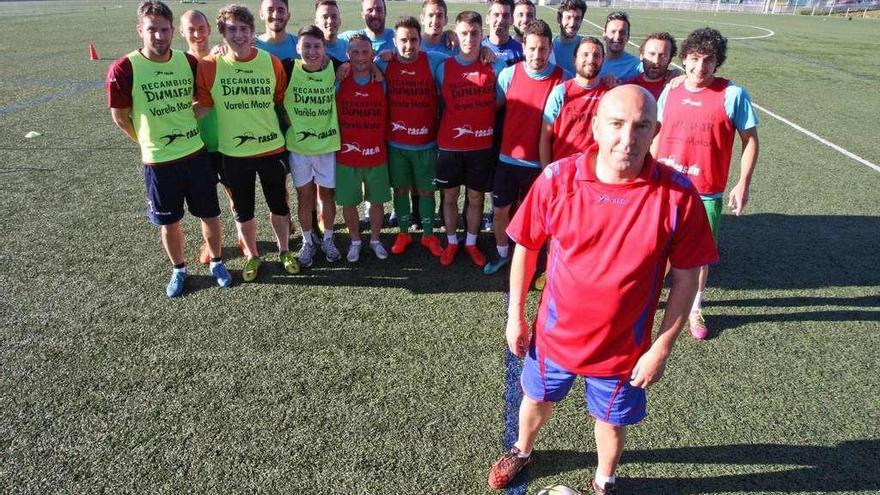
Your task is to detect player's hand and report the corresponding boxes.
[479,46,497,65]
[667,73,686,89]
[505,313,530,358]
[335,62,351,81]
[443,30,459,50]
[601,75,619,88]
[664,68,684,83]
[210,44,227,56]
[728,181,750,216]
[629,349,668,388]
[370,64,385,83]
[377,49,393,63]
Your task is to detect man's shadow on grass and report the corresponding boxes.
[528,440,880,493]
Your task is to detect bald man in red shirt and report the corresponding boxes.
[487,85,718,494]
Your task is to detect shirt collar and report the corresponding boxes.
[575,145,659,184]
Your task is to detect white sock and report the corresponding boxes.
[595,472,616,487]
[323,229,334,241]
[302,230,313,244]
[465,232,478,246]
[516,449,531,458]
[351,239,362,246]
[209,260,222,269]
[370,239,381,246]
[691,291,704,314]
[173,267,187,275]
[447,234,458,245]
[497,244,509,258]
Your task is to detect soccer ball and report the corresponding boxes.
[536,484,583,495]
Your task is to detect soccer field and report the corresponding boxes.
[1,1,878,493]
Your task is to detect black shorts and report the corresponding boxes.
[492,162,541,208]
[434,148,495,193]
[143,151,220,226]
[220,151,290,222]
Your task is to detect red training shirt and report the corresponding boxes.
[507,147,718,376]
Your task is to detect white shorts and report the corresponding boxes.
[290,151,336,189]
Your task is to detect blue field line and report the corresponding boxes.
[503,346,527,495]
[0,81,102,117]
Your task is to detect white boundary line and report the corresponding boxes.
[563,10,880,174]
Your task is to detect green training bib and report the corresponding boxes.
[283,59,340,155]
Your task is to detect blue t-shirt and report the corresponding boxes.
[497,62,572,168]
[422,36,459,57]
[656,79,759,199]
[481,37,524,67]
[339,28,395,54]
[325,38,349,63]
[551,34,581,78]
[598,51,642,82]
[376,51,449,150]
[542,79,603,124]
[255,33,299,60]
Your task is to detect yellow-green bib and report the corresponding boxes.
[283,59,340,155]
[211,49,284,157]
[128,49,203,163]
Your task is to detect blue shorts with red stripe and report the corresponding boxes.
[521,343,647,426]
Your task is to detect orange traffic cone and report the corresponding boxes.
[88,43,99,61]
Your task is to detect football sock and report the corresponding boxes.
[351,239,362,246]
[393,194,411,234]
[517,449,531,458]
[691,291,704,314]
[419,195,435,235]
[497,244,509,258]
[210,257,222,263]
[595,473,616,487]
[173,262,186,271]
[465,232,478,246]
[323,229,334,241]
[302,230,314,244]
[447,234,458,245]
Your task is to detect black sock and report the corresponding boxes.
[173,262,186,270]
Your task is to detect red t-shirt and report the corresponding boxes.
[507,147,718,376]
[632,74,666,101]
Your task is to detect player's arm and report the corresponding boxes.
[506,244,539,357]
[629,265,700,388]
[192,58,216,119]
[110,107,138,143]
[729,127,759,216]
[538,122,553,167]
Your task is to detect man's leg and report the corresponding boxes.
[515,396,553,454]
[200,216,223,258]
[160,222,186,266]
[297,182,316,241]
[389,146,414,254]
[594,420,626,485]
[364,164,391,259]
[690,197,723,339]
[440,187,460,266]
[463,188,486,267]
[485,163,514,275]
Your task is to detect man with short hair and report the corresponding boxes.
[485,19,568,275]
[633,32,677,99]
[512,0,535,44]
[540,36,608,165]
[283,25,342,268]
[375,16,449,257]
[598,11,641,82]
[194,4,299,281]
[654,27,759,340]
[482,0,524,67]
[335,34,391,262]
[339,0,395,54]
[107,0,231,297]
[180,9,211,59]
[551,0,587,76]
[433,11,507,268]
[255,0,299,61]
[420,0,456,56]
[315,0,348,63]
[487,85,719,495]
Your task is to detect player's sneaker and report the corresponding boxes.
[483,254,510,275]
[370,241,389,260]
[591,479,618,495]
[165,270,186,298]
[322,237,342,263]
[390,233,413,255]
[199,242,211,265]
[280,251,300,275]
[210,261,232,288]
[298,242,317,268]
[347,242,361,263]
[420,235,443,257]
[242,257,261,282]
[689,311,708,340]
[440,244,459,266]
[488,446,532,490]
[465,245,486,267]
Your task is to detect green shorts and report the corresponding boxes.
[702,197,723,245]
[388,145,436,192]
[335,163,392,207]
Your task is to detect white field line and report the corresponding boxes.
[567,11,880,173]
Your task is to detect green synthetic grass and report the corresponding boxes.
[1,1,878,493]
